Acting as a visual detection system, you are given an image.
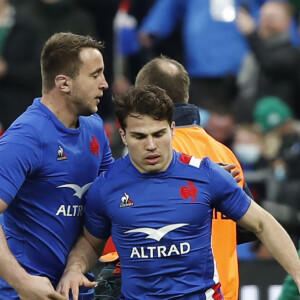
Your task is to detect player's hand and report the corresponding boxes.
[220,163,243,184]
[56,268,96,300]
[17,274,67,300]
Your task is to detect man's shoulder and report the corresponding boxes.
[80,113,104,127]
[3,106,50,141]
[101,156,129,179]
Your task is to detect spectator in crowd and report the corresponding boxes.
[0,32,114,299]
[0,0,41,131]
[232,124,270,206]
[204,112,237,148]
[232,124,272,261]
[138,0,264,114]
[112,0,183,87]
[232,124,268,173]
[236,0,300,121]
[253,96,300,244]
[57,85,300,300]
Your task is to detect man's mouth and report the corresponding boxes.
[145,155,160,164]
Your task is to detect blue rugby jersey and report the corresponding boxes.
[0,98,114,291]
[85,151,251,300]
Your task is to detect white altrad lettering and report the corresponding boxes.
[130,242,191,259]
[56,205,84,217]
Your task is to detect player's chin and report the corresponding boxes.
[145,164,163,174]
[89,102,99,114]
[81,105,98,116]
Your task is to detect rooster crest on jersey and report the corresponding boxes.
[90,135,100,157]
[120,192,134,208]
[180,181,198,202]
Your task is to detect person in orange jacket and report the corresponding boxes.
[98,56,255,300]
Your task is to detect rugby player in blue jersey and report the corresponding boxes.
[58,85,300,300]
[0,32,114,299]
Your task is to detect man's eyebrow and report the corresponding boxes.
[91,67,103,75]
[130,128,168,136]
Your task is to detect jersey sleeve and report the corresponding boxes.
[92,114,114,175]
[0,125,41,205]
[205,158,251,221]
[84,176,111,239]
[99,130,114,174]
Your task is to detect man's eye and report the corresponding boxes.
[154,132,164,138]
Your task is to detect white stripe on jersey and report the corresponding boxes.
[189,156,202,168]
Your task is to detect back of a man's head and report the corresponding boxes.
[135,56,190,103]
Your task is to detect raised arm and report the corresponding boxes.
[0,199,67,300]
[238,199,300,290]
[57,227,107,300]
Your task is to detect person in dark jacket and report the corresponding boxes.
[236,1,300,121]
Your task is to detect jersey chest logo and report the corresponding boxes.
[180,181,198,202]
[125,223,188,241]
[120,192,134,207]
[90,135,100,157]
[57,183,92,199]
[57,145,67,161]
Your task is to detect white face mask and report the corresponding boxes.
[274,164,286,181]
[233,143,262,166]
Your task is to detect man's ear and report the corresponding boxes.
[119,128,127,146]
[55,75,70,93]
[171,121,175,139]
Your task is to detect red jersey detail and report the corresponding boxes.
[90,136,100,157]
[179,153,192,165]
[180,181,198,202]
[212,283,222,300]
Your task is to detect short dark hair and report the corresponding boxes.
[135,55,190,103]
[114,85,174,130]
[41,32,104,93]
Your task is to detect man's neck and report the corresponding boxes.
[41,92,79,129]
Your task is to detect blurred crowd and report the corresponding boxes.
[1,0,300,260]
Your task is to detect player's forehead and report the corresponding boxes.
[125,114,169,135]
[79,47,104,72]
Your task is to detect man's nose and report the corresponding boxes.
[146,136,156,150]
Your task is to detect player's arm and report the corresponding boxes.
[237,199,300,291]
[0,199,67,300]
[237,182,257,244]
[57,227,107,300]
